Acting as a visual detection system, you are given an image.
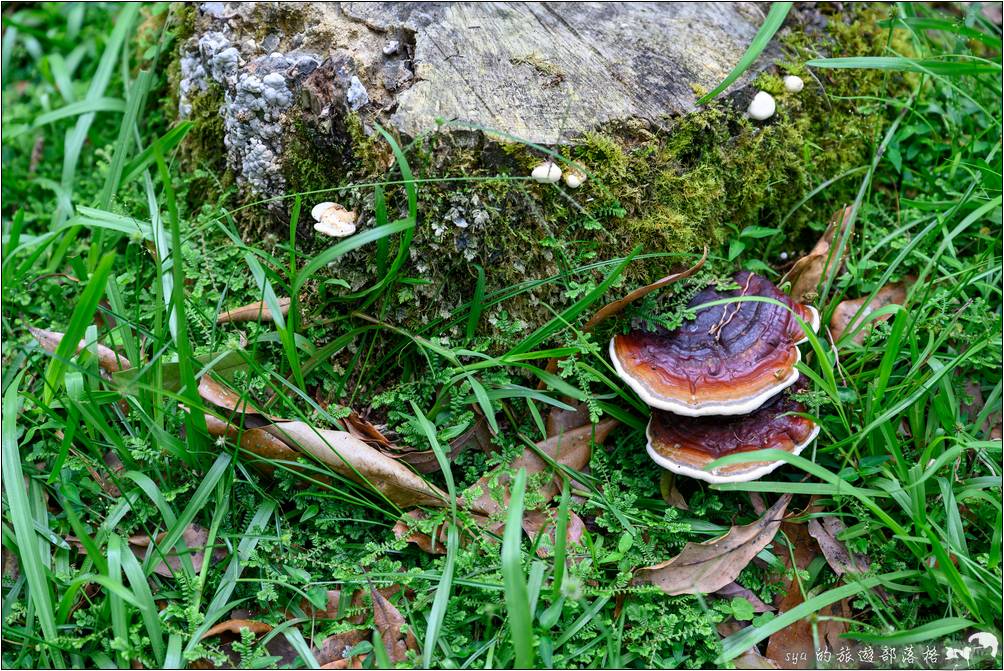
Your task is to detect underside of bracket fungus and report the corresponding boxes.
[647,380,820,483]
[610,271,819,417]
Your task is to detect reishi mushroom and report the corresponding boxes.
[610,271,819,416]
[646,380,819,483]
[609,270,821,482]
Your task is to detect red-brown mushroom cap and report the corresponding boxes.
[646,381,819,483]
[610,271,819,416]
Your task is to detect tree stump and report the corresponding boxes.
[173,2,879,341]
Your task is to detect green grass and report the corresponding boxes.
[1,2,1002,669]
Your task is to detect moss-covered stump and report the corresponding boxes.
[174,2,904,343]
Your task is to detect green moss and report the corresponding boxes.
[176,4,909,348]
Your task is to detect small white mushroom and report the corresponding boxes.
[783,75,804,93]
[564,169,586,189]
[531,161,562,184]
[311,201,357,238]
[747,91,776,121]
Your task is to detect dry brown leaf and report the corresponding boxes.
[204,413,304,477]
[962,380,1003,440]
[202,619,273,639]
[712,582,775,614]
[320,657,364,670]
[465,419,618,517]
[583,248,709,331]
[806,516,869,576]
[198,375,273,421]
[29,327,132,374]
[719,621,781,669]
[315,630,368,667]
[127,523,225,578]
[339,411,396,451]
[545,402,592,439]
[766,598,851,669]
[2,547,20,582]
[765,521,849,669]
[374,412,494,474]
[217,297,291,324]
[829,281,909,344]
[263,421,448,508]
[85,450,125,496]
[784,206,854,304]
[370,587,418,663]
[659,472,689,510]
[633,495,791,596]
[523,508,586,558]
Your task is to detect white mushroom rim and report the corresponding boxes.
[795,305,821,344]
[609,300,819,415]
[609,336,804,416]
[645,423,821,484]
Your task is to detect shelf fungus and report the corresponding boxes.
[609,270,821,482]
[646,381,819,483]
[311,201,357,238]
[611,272,818,416]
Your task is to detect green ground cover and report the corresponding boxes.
[1,2,1001,669]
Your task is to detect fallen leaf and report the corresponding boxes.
[29,327,132,374]
[85,450,125,496]
[199,374,273,423]
[766,598,851,669]
[339,410,396,451]
[263,421,448,508]
[633,495,791,596]
[2,547,19,582]
[719,620,781,670]
[465,419,618,517]
[806,516,869,576]
[765,521,849,669]
[583,248,709,331]
[202,619,273,639]
[829,281,910,344]
[315,630,368,667]
[962,380,1003,440]
[749,493,767,516]
[204,413,305,478]
[712,582,775,614]
[127,523,225,578]
[545,402,592,438]
[784,206,854,304]
[522,508,586,558]
[374,412,494,474]
[217,297,291,324]
[659,472,689,510]
[370,587,418,663]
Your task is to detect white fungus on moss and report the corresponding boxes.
[312,202,357,238]
[531,161,562,184]
[783,75,804,93]
[747,91,776,121]
[563,169,586,189]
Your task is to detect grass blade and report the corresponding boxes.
[697,2,792,104]
[2,374,65,667]
[501,468,535,668]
